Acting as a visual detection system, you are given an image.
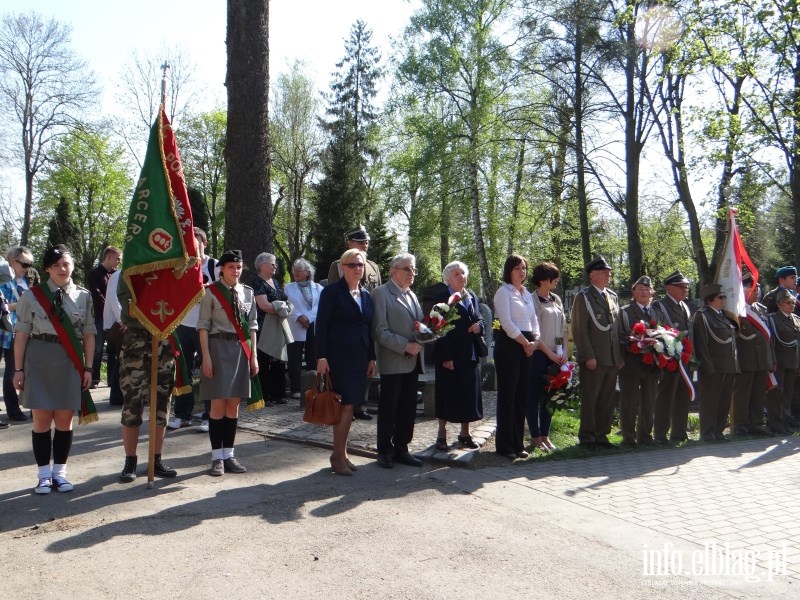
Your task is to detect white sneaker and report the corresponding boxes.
[52,475,74,493]
[167,417,183,430]
[199,419,209,433]
[35,477,52,495]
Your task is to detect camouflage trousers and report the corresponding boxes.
[119,328,174,428]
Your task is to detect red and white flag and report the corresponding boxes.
[717,208,759,324]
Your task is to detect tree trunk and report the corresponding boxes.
[793,50,800,267]
[507,139,525,256]
[624,19,643,282]
[469,153,492,300]
[574,29,592,272]
[225,0,271,280]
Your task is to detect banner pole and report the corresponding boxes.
[146,334,159,489]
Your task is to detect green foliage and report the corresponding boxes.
[314,20,383,278]
[45,197,82,282]
[34,125,131,282]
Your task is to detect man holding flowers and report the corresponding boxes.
[617,276,665,447]
[652,271,694,444]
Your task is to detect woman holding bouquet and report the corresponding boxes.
[433,261,485,451]
[528,262,568,452]
[493,254,539,459]
[315,248,376,475]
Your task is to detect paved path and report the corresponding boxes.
[236,388,498,464]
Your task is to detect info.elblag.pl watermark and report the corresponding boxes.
[640,541,787,586]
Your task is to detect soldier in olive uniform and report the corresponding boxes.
[328,225,382,420]
[570,256,622,448]
[763,266,797,314]
[766,289,800,434]
[652,271,693,443]
[692,283,739,442]
[731,276,774,436]
[617,276,664,446]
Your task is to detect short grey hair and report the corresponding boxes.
[254,252,276,271]
[389,253,416,269]
[292,257,315,279]
[442,261,469,284]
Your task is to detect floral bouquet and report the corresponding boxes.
[544,360,580,412]
[628,320,694,371]
[414,292,463,344]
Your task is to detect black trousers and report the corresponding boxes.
[494,330,532,455]
[377,371,418,456]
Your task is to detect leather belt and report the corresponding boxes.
[30,333,61,344]
[209,332,240,341]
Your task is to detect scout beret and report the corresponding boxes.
[43,244,71,269]
[663,271,690,286]
[218,249,243,266]
[585,255,612,274]
[775,266,797,279]
[632,275,652,288]
[345,226,370,242]
[699,283,723,301]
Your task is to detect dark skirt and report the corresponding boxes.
[21,339,81,411]
[200,337,251,400]
[327,342,369,406]
[434,359,483,423]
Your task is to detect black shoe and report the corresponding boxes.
[273,397,288,405]
[435,438,449,451]
[120,456,138,483]
[0,420,8,429]
[751,425,771,436]
[154,455,177,478]
[639,439,656,446]
[223,457,247,473]
[670,435,688,443]
[393,452,423,467]
[8,412,28,421]
[457,434,479,449]
[620,441,638,449]
[579,441,597,449]
[377,454,394,469]
[515,450,530,459]
[653,438,669,446]
[353,410,373,420]
[733,426,750,437]
[701,434,717,443]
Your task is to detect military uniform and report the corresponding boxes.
[570,257,622,446]
[692,284,739,441]
[617,296,665,445]
[767,302,800,432]
[652,286,693,442]
[328,258,381,290]
[732,303,774,434]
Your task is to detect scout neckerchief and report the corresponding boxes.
[31,283,98,424]
[208,280,265,410]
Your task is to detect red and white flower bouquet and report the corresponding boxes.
[414,292,463,344]
[628,320,694,371]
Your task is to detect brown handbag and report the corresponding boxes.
[303,372,342,425]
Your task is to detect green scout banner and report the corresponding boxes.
[122,105,204,339]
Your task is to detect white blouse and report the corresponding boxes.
[494,283,539,339]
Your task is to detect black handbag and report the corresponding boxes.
[475,334,489,358]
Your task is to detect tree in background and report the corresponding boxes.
[313,20,382,279]
[45,197,82,281]
[225,0,271,278]
[34,125,131,280]
[115,46,198,168]
[178,108,227,256]
[0,11,95,245]
[270,61,324,266]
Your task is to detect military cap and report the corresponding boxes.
[776,266,797,279]
[43,244,71,269]
[699,282,723,301]
[585,255,612,274]
[345,226,370,242]
[632,275,652,289]
[218,249,243,266]
[664,271,690,286]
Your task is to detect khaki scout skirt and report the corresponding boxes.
[199,336,251,401]
[21,338,82,411]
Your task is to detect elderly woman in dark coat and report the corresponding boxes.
[433,261,485,451]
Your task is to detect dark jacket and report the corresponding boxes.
[315,277,375,360]
[433,288,485,366]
